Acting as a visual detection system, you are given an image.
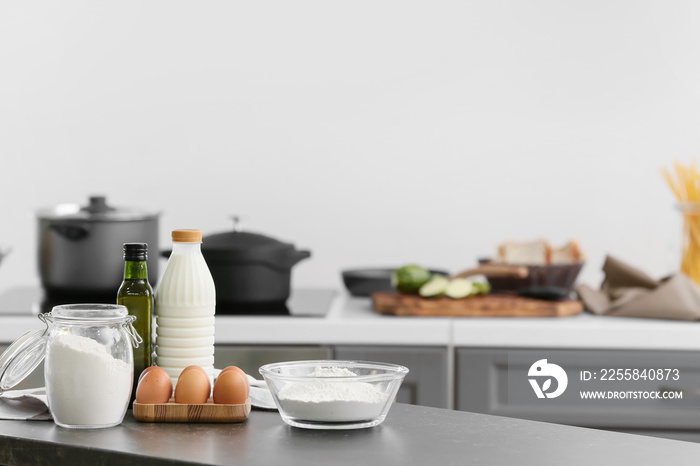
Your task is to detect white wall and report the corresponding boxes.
[1,1,699,293]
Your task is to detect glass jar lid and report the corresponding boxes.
[0,328,48,393]
[46,304,142,347]
[50,304,128,323]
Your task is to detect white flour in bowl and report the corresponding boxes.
[277,367,389,422]
[45,333,132,427]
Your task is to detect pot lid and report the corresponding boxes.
[201,217,311,268]
[203,230,296,256]
[37,196,159,222]
[0,328,48,393]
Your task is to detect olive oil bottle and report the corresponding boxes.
[117,242,153,404]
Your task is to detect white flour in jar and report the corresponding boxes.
[277,367,389,422]
[45,333,132,427]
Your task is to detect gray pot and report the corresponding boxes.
[37,196,159,294]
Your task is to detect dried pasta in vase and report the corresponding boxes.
[662,161,700,287]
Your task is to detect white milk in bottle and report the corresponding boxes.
[155,229,216,385]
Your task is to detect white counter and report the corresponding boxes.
[216,294,700,351]
[451,313,700,350]
[2,292,700,351]
[214,295,452,346]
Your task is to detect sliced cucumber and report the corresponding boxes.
[445,278,474,299]
[472,281,491,295]
[419,275,449,298]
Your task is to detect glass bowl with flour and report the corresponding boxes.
[259,360,409,430]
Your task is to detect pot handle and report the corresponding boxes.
[286,249,311,268]
[451,264,529,280]
[48,223,90,241]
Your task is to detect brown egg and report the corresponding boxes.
[181,365,209,378]
[220,366,250,393]
[135,366,173,404]
[213,369,249,404]
[175,365,211,404]
[138,366,157,384]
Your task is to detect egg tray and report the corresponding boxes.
[133,397,251,423]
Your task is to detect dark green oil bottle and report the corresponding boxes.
[117,243,153,405]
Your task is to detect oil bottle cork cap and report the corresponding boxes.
[172,229,202,243]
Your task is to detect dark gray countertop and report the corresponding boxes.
[0,404,698,466]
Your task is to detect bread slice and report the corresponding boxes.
[497,239,550,265]
[497,239,584,264]
[550,240,584,264]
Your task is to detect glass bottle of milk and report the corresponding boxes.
[155,229,216,385]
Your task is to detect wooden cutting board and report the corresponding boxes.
[372,292,583,317]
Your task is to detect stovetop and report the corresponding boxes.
[0,286,336,318]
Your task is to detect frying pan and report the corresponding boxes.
[342,268,449,297]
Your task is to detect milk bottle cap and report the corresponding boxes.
[172,229,202,243]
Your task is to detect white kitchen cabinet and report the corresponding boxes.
[214,345,333,379]
[334,345,449,409]
[455,348,700,442]
[215,344,450,409]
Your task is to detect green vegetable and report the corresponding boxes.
[419,275,449,298]
[472,281,491,295]
[392,265,432,294]
[445,278,474,299]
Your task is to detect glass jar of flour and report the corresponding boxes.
[40,304,142,428]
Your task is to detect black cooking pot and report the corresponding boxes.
[163,226,310,304]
